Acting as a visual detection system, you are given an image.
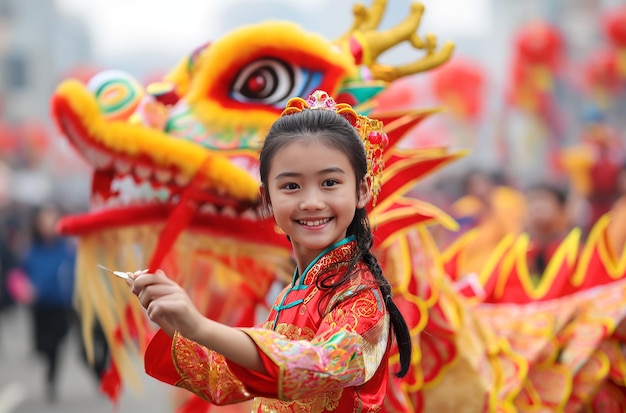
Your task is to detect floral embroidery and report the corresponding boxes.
[274,322,316,341]
[253,389,343,412]
[303,241,356,284]
[172,332,252,404]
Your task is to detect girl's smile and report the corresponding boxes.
[296,217,332,228]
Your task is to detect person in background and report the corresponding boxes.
[524,183,573,282]
[445,169,527,277]
[607,163,626,258]
[22,203,76,403]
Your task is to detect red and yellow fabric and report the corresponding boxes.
[474,276,626,411]
[144,238,392,412]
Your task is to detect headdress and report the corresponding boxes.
[280,90,388,205]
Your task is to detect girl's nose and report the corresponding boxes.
[299,192,324,210]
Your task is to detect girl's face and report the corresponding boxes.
[265,138,368,270]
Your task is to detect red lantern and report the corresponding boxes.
[431,57,485,121]
[584,48,621,96]
[514,20,563,69]
[603,7,626,78]
[507,21,563,113]
[603,6,626,48]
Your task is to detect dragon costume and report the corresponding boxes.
[50,1,626,411]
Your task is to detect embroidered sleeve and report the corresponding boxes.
[170,330,253,405]
[235,287,389,401]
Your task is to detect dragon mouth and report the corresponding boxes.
[52,81,288,247]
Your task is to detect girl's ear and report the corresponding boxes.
[357,178,371,209]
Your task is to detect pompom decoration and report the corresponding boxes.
[281,90,386,205]
[87,70,145,122]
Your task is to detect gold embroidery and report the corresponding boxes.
[304,287,319,305]
[303,242,355,285]
[323,263,378,316]
[354,296,378,318]
[299,286,319,315]
[273,323,316,340]
[172,332,251,404]
[254,389,344,412]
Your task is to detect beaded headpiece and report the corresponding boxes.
[280,90,388,205]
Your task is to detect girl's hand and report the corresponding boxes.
[130,269,204,340]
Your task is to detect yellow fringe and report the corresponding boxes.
[75,224,293,389]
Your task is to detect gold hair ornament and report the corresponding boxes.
[281,90,387,205]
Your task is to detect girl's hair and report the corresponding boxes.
[259,109,412,378]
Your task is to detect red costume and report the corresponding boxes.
[144,237,393,412]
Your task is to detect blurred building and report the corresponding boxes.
[0,0,93,211]
[0,0,92,122]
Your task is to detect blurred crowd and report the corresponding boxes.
[404,106,625,289]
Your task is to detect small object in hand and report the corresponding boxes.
[98,264,135,281]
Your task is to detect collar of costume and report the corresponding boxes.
[292,235,357,286]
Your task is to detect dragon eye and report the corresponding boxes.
[231,58,320,108]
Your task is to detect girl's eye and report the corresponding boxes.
[283,183,299,190]
[322,179,339,187]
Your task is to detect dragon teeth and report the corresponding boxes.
[135,165,152,180]
[199,203,217,214]
[241,208,257,221]
[155,169,173,183]
[174,173,191,187]
[221,206,237,217]
[92,150,113,169]
[114,159,132,174]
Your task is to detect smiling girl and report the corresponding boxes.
[131,90,412,412]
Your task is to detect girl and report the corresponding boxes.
[131,90,412,412]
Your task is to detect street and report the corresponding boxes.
[0,307,170,413]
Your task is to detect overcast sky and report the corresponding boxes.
[55,0,492,63]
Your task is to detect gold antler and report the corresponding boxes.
[338,1,455,82]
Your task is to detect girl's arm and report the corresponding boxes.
[132,270,267,374]
[165,285,389,403]
[135,269,389,403]
[189,315,267,374]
